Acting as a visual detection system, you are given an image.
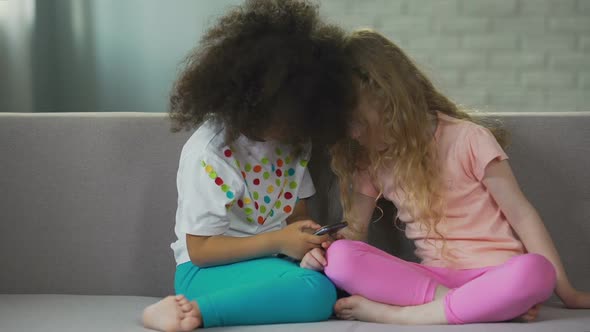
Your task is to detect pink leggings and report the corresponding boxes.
[324,240,557,324]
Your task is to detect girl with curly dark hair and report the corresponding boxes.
[142,0,356,330]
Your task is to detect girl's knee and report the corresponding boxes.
[326,239,361,256]
[510,254,556,300]
[516,254,556,282]
[324,240,367,281]
[293,270,337,320]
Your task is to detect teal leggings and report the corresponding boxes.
[174,257,336,328]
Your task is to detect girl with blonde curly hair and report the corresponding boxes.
[300,29,590,325]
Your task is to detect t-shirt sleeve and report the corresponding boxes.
[461,125,509,181]
[353,169,380,198]
[298,167,316,199]
[175,151,243,236]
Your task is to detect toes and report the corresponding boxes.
[178,298,189,306]
[334,297,352,311]
[175,303,185,319]
[530,304,541,314]
[181,303,193,312]
[520,312,538,323]
[180,316,201,331]
[337,312,354,321]
[335,312,349,320]
[186,308,199,317]
[335,305,354,320]
[523,306,540,322]
[175,294,185,301]
[340,309,352,316]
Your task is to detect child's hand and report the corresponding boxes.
[277,220,330,260]
[300,248,327,271]
[561,289,590,309]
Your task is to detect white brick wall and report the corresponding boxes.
[320,0,590,112]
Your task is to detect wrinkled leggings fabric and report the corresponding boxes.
[175,256,336,327]
[324,240,556,324]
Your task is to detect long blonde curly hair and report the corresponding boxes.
[331,29,508,245]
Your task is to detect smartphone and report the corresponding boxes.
[313,221,348,236]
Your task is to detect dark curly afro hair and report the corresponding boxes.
[169,0,357,146]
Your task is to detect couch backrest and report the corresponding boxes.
[1,112,589,296]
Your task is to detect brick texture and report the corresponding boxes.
[320,0,590,112]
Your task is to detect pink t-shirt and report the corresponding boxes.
[354,113,524,269]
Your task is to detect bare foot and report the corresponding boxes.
[334,295,396,323]
[142,295,201,332]
[513,304,541,323]
[334,295,448,325]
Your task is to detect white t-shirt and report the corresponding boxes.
[171,120,316,265]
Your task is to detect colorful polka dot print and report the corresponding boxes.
[202,160,236,200]
[218,144,310,227]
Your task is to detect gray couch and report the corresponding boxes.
[1,112,589,332]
